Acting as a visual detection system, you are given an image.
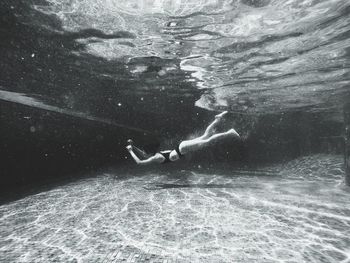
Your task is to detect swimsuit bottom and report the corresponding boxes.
[159,144,184,164]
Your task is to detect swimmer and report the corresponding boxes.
[126,111,240,165]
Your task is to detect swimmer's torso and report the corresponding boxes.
[158,150,180,163]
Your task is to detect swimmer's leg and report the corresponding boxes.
[179,128,239,154]
[201,111,228,139]
[215,110,228,120]
[206,129,240,143]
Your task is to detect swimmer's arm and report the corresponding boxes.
[127,147,163,165]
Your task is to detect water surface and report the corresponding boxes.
[1,0,349,126]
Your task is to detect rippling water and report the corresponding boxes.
[0,154,348,262]
[0,0,349,135]
[30,0,350,116]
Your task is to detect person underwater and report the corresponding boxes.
[126,111,240,165]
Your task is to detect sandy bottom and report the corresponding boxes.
[0,154,349,263]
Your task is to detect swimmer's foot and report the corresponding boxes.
[215,110,228,120]
[229,128,240,139]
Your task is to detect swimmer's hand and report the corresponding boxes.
[126,145,132,151]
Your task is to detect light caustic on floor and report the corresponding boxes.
[0,154,349,263]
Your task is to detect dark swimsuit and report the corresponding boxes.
[159,144,184,164]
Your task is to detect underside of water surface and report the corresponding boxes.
[1,0,349,120]
[0,0,350,262]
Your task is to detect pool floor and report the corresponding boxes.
[0,154,349,262]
